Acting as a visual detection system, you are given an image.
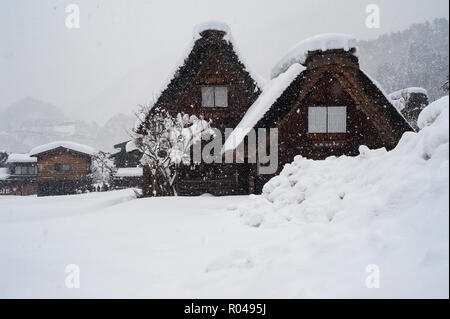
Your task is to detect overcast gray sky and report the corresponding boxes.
[0,0,449,123]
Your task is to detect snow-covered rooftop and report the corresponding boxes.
[30,141,95,156]
[224,63,305,151]
[6,153,37,164]
[389,87,429,100]
[125,140,138,153]
[271,33,359,79]
[192,20,231,39]
[0,167,9,181]
[115,167,143,178]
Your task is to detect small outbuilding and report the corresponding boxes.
[30,141,95,197]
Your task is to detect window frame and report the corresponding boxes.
[201,86,228,108]
[55,163,71,172]
[13,166,36,175]
[308,106,347,134]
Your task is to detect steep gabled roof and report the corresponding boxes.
[136,21,265,132]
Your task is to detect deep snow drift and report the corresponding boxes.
[0,98,448,298]
[236,96,449,297]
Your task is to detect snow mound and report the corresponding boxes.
[30,141,95,156]
[224,63,305,151]
[417,96,448,129]
[271,33,359,79]
[6,153,37,163]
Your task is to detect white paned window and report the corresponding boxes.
[201,87,215,107]
[327,106,347,133]
[308,106,347,133]
[201,86,228,108]
[214,87,228,107]
[308,107,327,133]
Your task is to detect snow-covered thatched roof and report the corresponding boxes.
[271,33,359,79]
[30,141,95,156]
[192,20,231,38]
[6,153,37,164]
[135,20,265,131]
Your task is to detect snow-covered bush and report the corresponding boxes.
[134,108,214,197]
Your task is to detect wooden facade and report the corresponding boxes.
[33,148,92,197]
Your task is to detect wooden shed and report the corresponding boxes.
[30,141,95,197]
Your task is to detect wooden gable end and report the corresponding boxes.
[277,70,386,165]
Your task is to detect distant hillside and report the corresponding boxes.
[358,18,449,101]
[0,97,135,153]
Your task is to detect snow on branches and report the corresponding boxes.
[133,108,214,196]
[90,151,117,191]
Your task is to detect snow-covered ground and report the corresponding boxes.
[0,97,448,299]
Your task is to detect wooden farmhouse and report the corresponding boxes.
[0,154,37,195]
[225,34,413,193]
[137,21,265,196]
[30,141,95,197]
